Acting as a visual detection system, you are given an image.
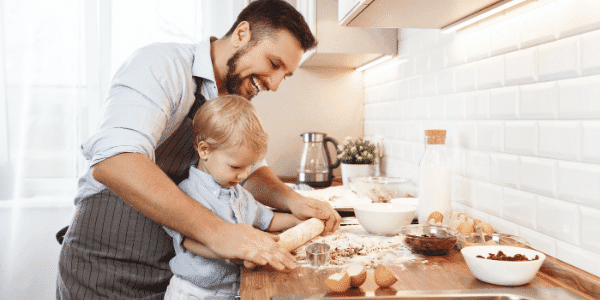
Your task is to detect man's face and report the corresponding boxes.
[224,29,304,100]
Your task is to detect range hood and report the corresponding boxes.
[297,0,397,69]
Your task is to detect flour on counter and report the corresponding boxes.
[294,225,420,269]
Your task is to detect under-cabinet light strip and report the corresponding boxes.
[356,55,395,72]
[441,0,527,33]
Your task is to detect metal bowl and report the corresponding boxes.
[349,176,412,203]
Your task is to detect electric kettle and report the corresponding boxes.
[297,132,340,187]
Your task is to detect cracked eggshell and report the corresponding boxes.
[346,263,367,287]
[374,264,398,287]
[325,272,351,293]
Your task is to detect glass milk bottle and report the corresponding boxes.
[418,129,451,224]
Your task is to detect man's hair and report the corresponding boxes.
[192,95,268,158]
[224,0,317,51]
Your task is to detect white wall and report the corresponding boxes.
[363,0,600,277]
[254,67,364,178]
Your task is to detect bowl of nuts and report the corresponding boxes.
[461,245,546,286]
[399,224,459,256]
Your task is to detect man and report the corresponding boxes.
[56,1,341,299]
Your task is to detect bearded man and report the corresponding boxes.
[56,1,341,299]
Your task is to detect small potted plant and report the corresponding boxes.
[337,136,378,186]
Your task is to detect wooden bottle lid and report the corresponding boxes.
[424,129,446,144]
[424,129,446,137]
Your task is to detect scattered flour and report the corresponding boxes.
[294,225,421,269]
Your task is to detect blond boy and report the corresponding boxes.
[163,95,301,299]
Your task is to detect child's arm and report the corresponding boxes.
[266,212,303,232]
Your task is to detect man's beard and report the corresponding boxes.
[225,46,252,99]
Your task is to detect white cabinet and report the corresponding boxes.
[339,0,504,28]
[295,0,397,69]
[338,0,371,25]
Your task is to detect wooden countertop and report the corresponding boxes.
[263,176,600,299]
[241,243,600,300]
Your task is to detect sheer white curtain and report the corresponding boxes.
[0,0,244,202]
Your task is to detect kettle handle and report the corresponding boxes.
[324,137,341,170]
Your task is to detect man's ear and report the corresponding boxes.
[231,21,251,48]
[197,141,210,160]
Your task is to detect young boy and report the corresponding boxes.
[163,95,302,299]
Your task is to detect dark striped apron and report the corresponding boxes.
[57,79,206,299]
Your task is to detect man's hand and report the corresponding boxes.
[207,222,297,272]
[242,166,342,234]
[287,195,341,233]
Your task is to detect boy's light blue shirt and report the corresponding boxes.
[164,166,274,290]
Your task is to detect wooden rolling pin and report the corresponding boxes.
[244,217,325,269]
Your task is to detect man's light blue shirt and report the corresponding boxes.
[74,38,267,205]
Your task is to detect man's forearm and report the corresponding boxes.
[92,152,226,245]
[242,166,297,211]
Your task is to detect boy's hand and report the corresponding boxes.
[209,223,296,272]
[288,196,341,234]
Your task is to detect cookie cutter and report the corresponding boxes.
[306,242,331,267]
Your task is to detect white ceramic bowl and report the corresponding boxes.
[353,203,416,236]
[461,245,546,286]
[390,197,419,219]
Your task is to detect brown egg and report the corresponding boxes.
[481,221,494,234]
[449,219,462,230]
[346,263,367,287]
[427,211,444,223]
[457,221,474,235]
[374,264,398,287]
[325,272,351,293]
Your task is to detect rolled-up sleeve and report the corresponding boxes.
[251,200,274,231]
[82,43,191,166]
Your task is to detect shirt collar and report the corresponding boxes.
[189,165,238,196]
[191,36,217,83]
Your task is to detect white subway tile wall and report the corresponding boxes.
[363,0,600,276]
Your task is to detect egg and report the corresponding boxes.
[374,264,398,287]
[346,263,367,287]
[325,272,351,293]
[481,221,494,234]
[449,219,462,230]
[427,211,444,223]
[457,221,474,235]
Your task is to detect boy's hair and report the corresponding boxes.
[224,0,317,52]
[192,95,268,158]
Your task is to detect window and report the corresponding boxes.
[0,0,241,201]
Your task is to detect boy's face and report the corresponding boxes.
[225,28,303,100]
[197,141,260,188]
